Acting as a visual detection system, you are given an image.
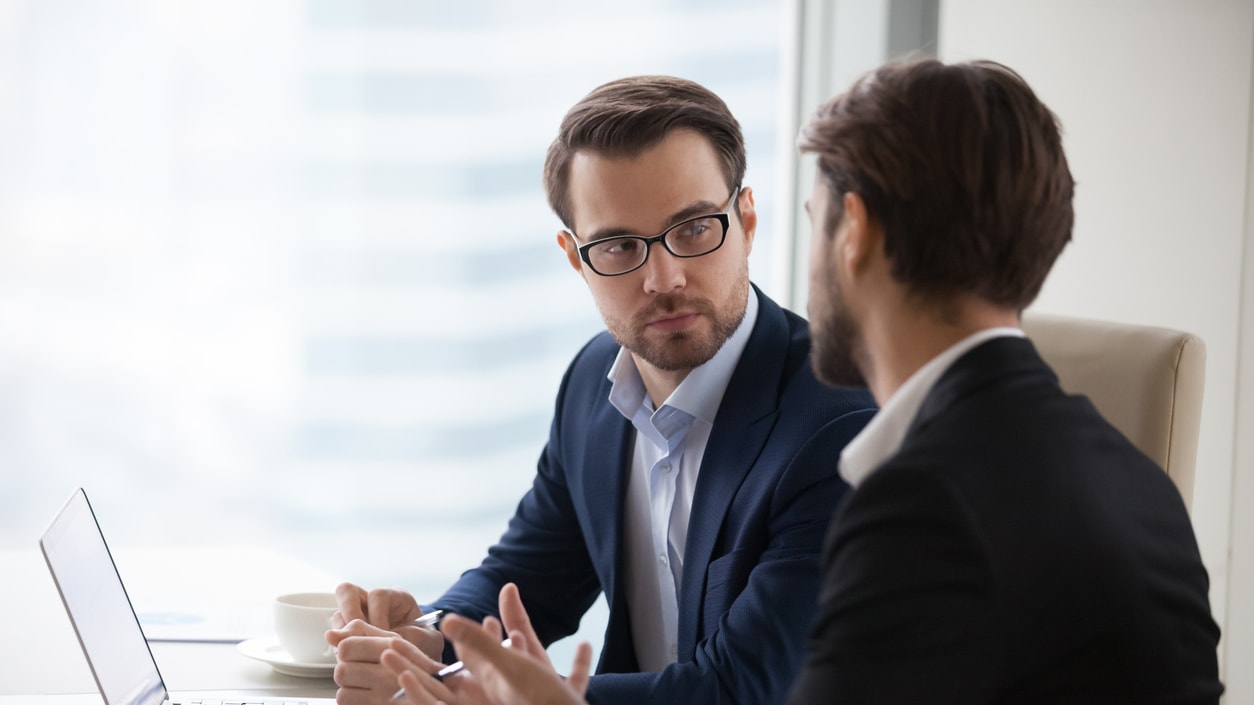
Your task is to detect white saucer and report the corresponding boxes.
[237,636,336,679]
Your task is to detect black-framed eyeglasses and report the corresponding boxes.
[572,187,741,277]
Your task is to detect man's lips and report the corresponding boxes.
[647,312,700,333]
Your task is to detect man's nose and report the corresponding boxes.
[640,241,686,294]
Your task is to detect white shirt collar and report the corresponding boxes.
[608,288,759,423]
[838,327,1024,488]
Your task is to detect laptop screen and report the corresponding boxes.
[40,489,168,705]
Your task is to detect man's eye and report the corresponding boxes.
[673,217,716,239]
[598,239,639,257]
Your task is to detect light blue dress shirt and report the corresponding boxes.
[607,290,759,672]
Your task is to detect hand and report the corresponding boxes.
[327,582,441,705]
[381,583,591,705]
[331,582,444,659]
[326,620,415,705]
[408,614,591,705]
[380,632,491,705]
[333,582,424,631]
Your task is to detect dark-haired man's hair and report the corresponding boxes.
[799,59,1075,311]
[543,75,746,230]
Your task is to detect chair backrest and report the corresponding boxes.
[1021,312,1206,510]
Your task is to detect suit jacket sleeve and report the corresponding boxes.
[429,345,607,651]
[787,462,999,705]
[587,407,873,705]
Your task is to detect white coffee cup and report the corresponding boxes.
[274,592,338,663]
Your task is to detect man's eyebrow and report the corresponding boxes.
[666,199,724,226]
[582,198,725,244]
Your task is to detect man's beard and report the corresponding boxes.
[608,278,748,373]
[810,270,868,388]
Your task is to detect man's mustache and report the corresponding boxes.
[637,294,712,323]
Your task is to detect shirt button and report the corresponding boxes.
[658,553,668,566]
[660,462,671,473]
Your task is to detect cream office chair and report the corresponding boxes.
[1021,312,1206,511]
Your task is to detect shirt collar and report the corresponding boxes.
[838,326,1024,488]
[608,287,759,423]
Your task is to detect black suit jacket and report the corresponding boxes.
[788,336,1222,704]
[433,287,876,705]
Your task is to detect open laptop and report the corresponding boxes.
[39,488,336,705]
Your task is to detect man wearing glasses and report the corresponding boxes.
[327,75,876,705]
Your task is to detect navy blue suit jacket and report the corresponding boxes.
[431,287,876,705]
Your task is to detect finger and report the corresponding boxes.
[497,583,536,639]
[566,642,593,696]
[332,685,392,705]
[335,633,397,664]
[480,615,505,642]
[395,624,447,662]
[366,589,393,629]
[442,615,515,673]
[327,619,396,649]
[325,628,348,648]
[335,582,369,623]
[445,617,574,705]
[440,615,489,653]
[325,625,368,648]
[383,636,444,673]
[383,648,457,704]
[396,669,450,705]
[497,583,548,662]
[503,627,545,663]
[332,657,394,693]
[442,668,494,704]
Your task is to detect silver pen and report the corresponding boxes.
[411,610,444,628]
[391,637,513,701]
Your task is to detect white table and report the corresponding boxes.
[0,547,341,700]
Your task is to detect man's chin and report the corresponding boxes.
[630,331,724,373]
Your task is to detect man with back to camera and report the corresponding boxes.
[323,75,877,705]
[375,57,1224,705]
[785,57,1222,703]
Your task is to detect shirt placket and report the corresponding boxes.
[648,405,691,664]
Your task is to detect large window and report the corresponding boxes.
[0,0,789,662]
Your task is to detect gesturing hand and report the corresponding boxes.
[380,583,592,705]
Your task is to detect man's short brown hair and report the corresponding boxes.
[543,75,746,230]
[798,59,1075,311]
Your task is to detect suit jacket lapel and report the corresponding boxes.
[581,369,636,594]
[676,289,789,657]
[579,364,640,672]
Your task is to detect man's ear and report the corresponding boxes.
[840,192,879,278]
[737,186,758,254]
[556,230,584,274]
